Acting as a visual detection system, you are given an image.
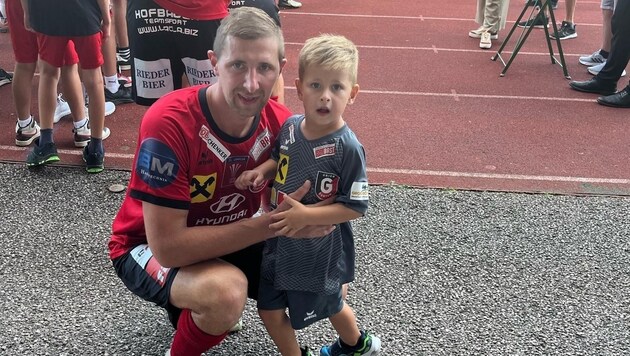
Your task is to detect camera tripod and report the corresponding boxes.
[491,0,571,79]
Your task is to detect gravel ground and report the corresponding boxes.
[1,163,629,355]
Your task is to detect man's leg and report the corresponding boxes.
[597,0,630,83]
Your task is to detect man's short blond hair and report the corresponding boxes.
[213,7,285,62]
[298,34,359,84]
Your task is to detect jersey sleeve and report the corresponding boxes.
[335,131,369,215]
[128,100,193,210]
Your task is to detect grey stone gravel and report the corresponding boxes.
[1,163,628,355]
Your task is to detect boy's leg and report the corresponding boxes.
[38,60,61,133]
[259,309,302,356]
[328,302,361,348]
[12,62,37,121]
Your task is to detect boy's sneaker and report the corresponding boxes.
[319,331,381,356]
[85,101,117,117]
[116,53,131,71]
[517,15,548,28]
[83,145,105,173]
[26,142,60,166]
[0,68,13,87]
[301,346,314,356]
[278,0,302,8]
[73,119,112,148]
[579,50,606,66]
[54,94,72,123]
[587,62,626,77]
[105,85,134,105]
[479,32,492,49]
[15,119,41,146]
[469,27,498,40]
[549,21,577,40]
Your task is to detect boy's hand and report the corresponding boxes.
[235,170,265,190]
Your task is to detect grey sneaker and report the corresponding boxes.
[579,50,606,66]
[587,62,626,77]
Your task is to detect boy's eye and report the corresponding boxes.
[332,84,343,91]
[309,82,320,89]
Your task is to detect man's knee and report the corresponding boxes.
[194,267,248,330]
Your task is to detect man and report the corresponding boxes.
[108,7,332,356]
[569,0,630,108]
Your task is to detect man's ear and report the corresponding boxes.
[348,84,360,104]
[279,58,287,74]
[208,50,218,72]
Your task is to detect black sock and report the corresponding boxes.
[340,331,365,350]
[88,137,103,155]
[599,49,609,59]
[39,129,53,145]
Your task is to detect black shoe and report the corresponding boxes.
[518,14,549,28]
[105,85,134,105]
[569,78,617,96]
[278,0,301,8]
[597,87,630,108]
[551,0,558,9]
[26,142,60,166]
[549,21,577,40]
[0,68,12,87]
[83,145,105,173]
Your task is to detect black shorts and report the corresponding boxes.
[126,0,221,106]
[112,242,264,326]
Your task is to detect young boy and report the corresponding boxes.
[235,34,381,356]
[22,0,111,173]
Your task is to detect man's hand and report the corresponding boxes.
[269,195,309,236]
[270,181,335,238]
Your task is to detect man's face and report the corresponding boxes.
[211,36,285,118]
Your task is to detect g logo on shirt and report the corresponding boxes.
[136,138,179,188]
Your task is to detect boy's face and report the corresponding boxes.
[210,36,285,119]
[296,64,359,128]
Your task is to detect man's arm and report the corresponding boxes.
[143,180,332,268]
[97,0,111,39]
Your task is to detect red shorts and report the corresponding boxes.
[37,32,103,69]
[6,0,38,63]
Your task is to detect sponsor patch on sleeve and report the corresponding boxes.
[350,181,369,200]
[136,138,179,188]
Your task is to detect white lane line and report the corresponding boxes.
[285,86,596,102]
[280,12,603,27]
[367,167,630,185]
[3,145,625,185]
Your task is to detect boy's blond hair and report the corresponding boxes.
[298,34,359,84]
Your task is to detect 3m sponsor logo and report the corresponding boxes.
[222,156,249,187]
[199,125,230,162]
[210,193,246,214]
[313,143,336,159]
[190,174,217,203]
[350,181,369,200]
[316,172,339,200]
[275,153,289,184]
[250,128,272,161]
[136,138,179,188]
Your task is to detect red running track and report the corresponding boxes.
[0,0,628,195]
